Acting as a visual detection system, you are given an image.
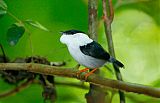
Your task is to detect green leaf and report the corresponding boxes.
[7,23,25,46]
[0,0,7,10]
[25,20,49,32]
[0,0,7,17]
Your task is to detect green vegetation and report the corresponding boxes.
[0,0,160,103]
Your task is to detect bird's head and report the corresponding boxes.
[60,30,93,46]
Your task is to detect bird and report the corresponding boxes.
[60,29,124,79]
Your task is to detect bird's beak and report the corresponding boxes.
[59,31,64,35]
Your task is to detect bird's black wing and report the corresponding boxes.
[80,41,110,60]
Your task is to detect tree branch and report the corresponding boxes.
[0,63,160,98]
[102,0,125,102]
[102,0,115,56]
[108,0,114,23]
[88,0,98,41]
[88,0,107,103]
[0,79,33,98]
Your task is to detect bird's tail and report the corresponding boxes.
[109,57,124,68]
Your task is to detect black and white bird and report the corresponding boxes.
[60,30,124,79]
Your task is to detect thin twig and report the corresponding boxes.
[24,27,34,62]
[7,11,22,23]
[88,0,98,41]
[102,0,115,56]
[28,34,34,62]
[0,44,7,62]
[88,0,107,103]
[102,0,125,102]
[7,11,34,62]
[0,63,160,98]
[108,0,114,22]
[0,79,33,98]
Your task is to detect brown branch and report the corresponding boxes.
[108,0,114,23]
[102,0,125,103]
[88,0,107,103]
[0,79,33,98]
[0,63,160,98]
[102,0,115,56]
[88,0,98,41]
[0,78,88,99]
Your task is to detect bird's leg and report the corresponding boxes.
[76,68,89,78]
[84,68,97,80]
[79,68,90,72]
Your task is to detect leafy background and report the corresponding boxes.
[0,0,160,103]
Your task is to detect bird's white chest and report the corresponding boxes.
[67,45,106,69]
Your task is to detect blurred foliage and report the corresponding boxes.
[6,23,25,46]
[0,0,7,17]
[24,20,50,32]
[0,0,160,103]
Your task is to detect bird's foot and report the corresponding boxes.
[76,68,89,79]
[84,68,97,80]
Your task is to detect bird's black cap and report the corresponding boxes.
[60,30,85,35]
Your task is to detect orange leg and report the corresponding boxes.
[76,68,89,78]
[79,68,90,72]
[84,68,97,80]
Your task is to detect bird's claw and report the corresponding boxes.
[84,72,93,80]
[76,68,89,80]
[76,68,98,81]
[84,68,97,80]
